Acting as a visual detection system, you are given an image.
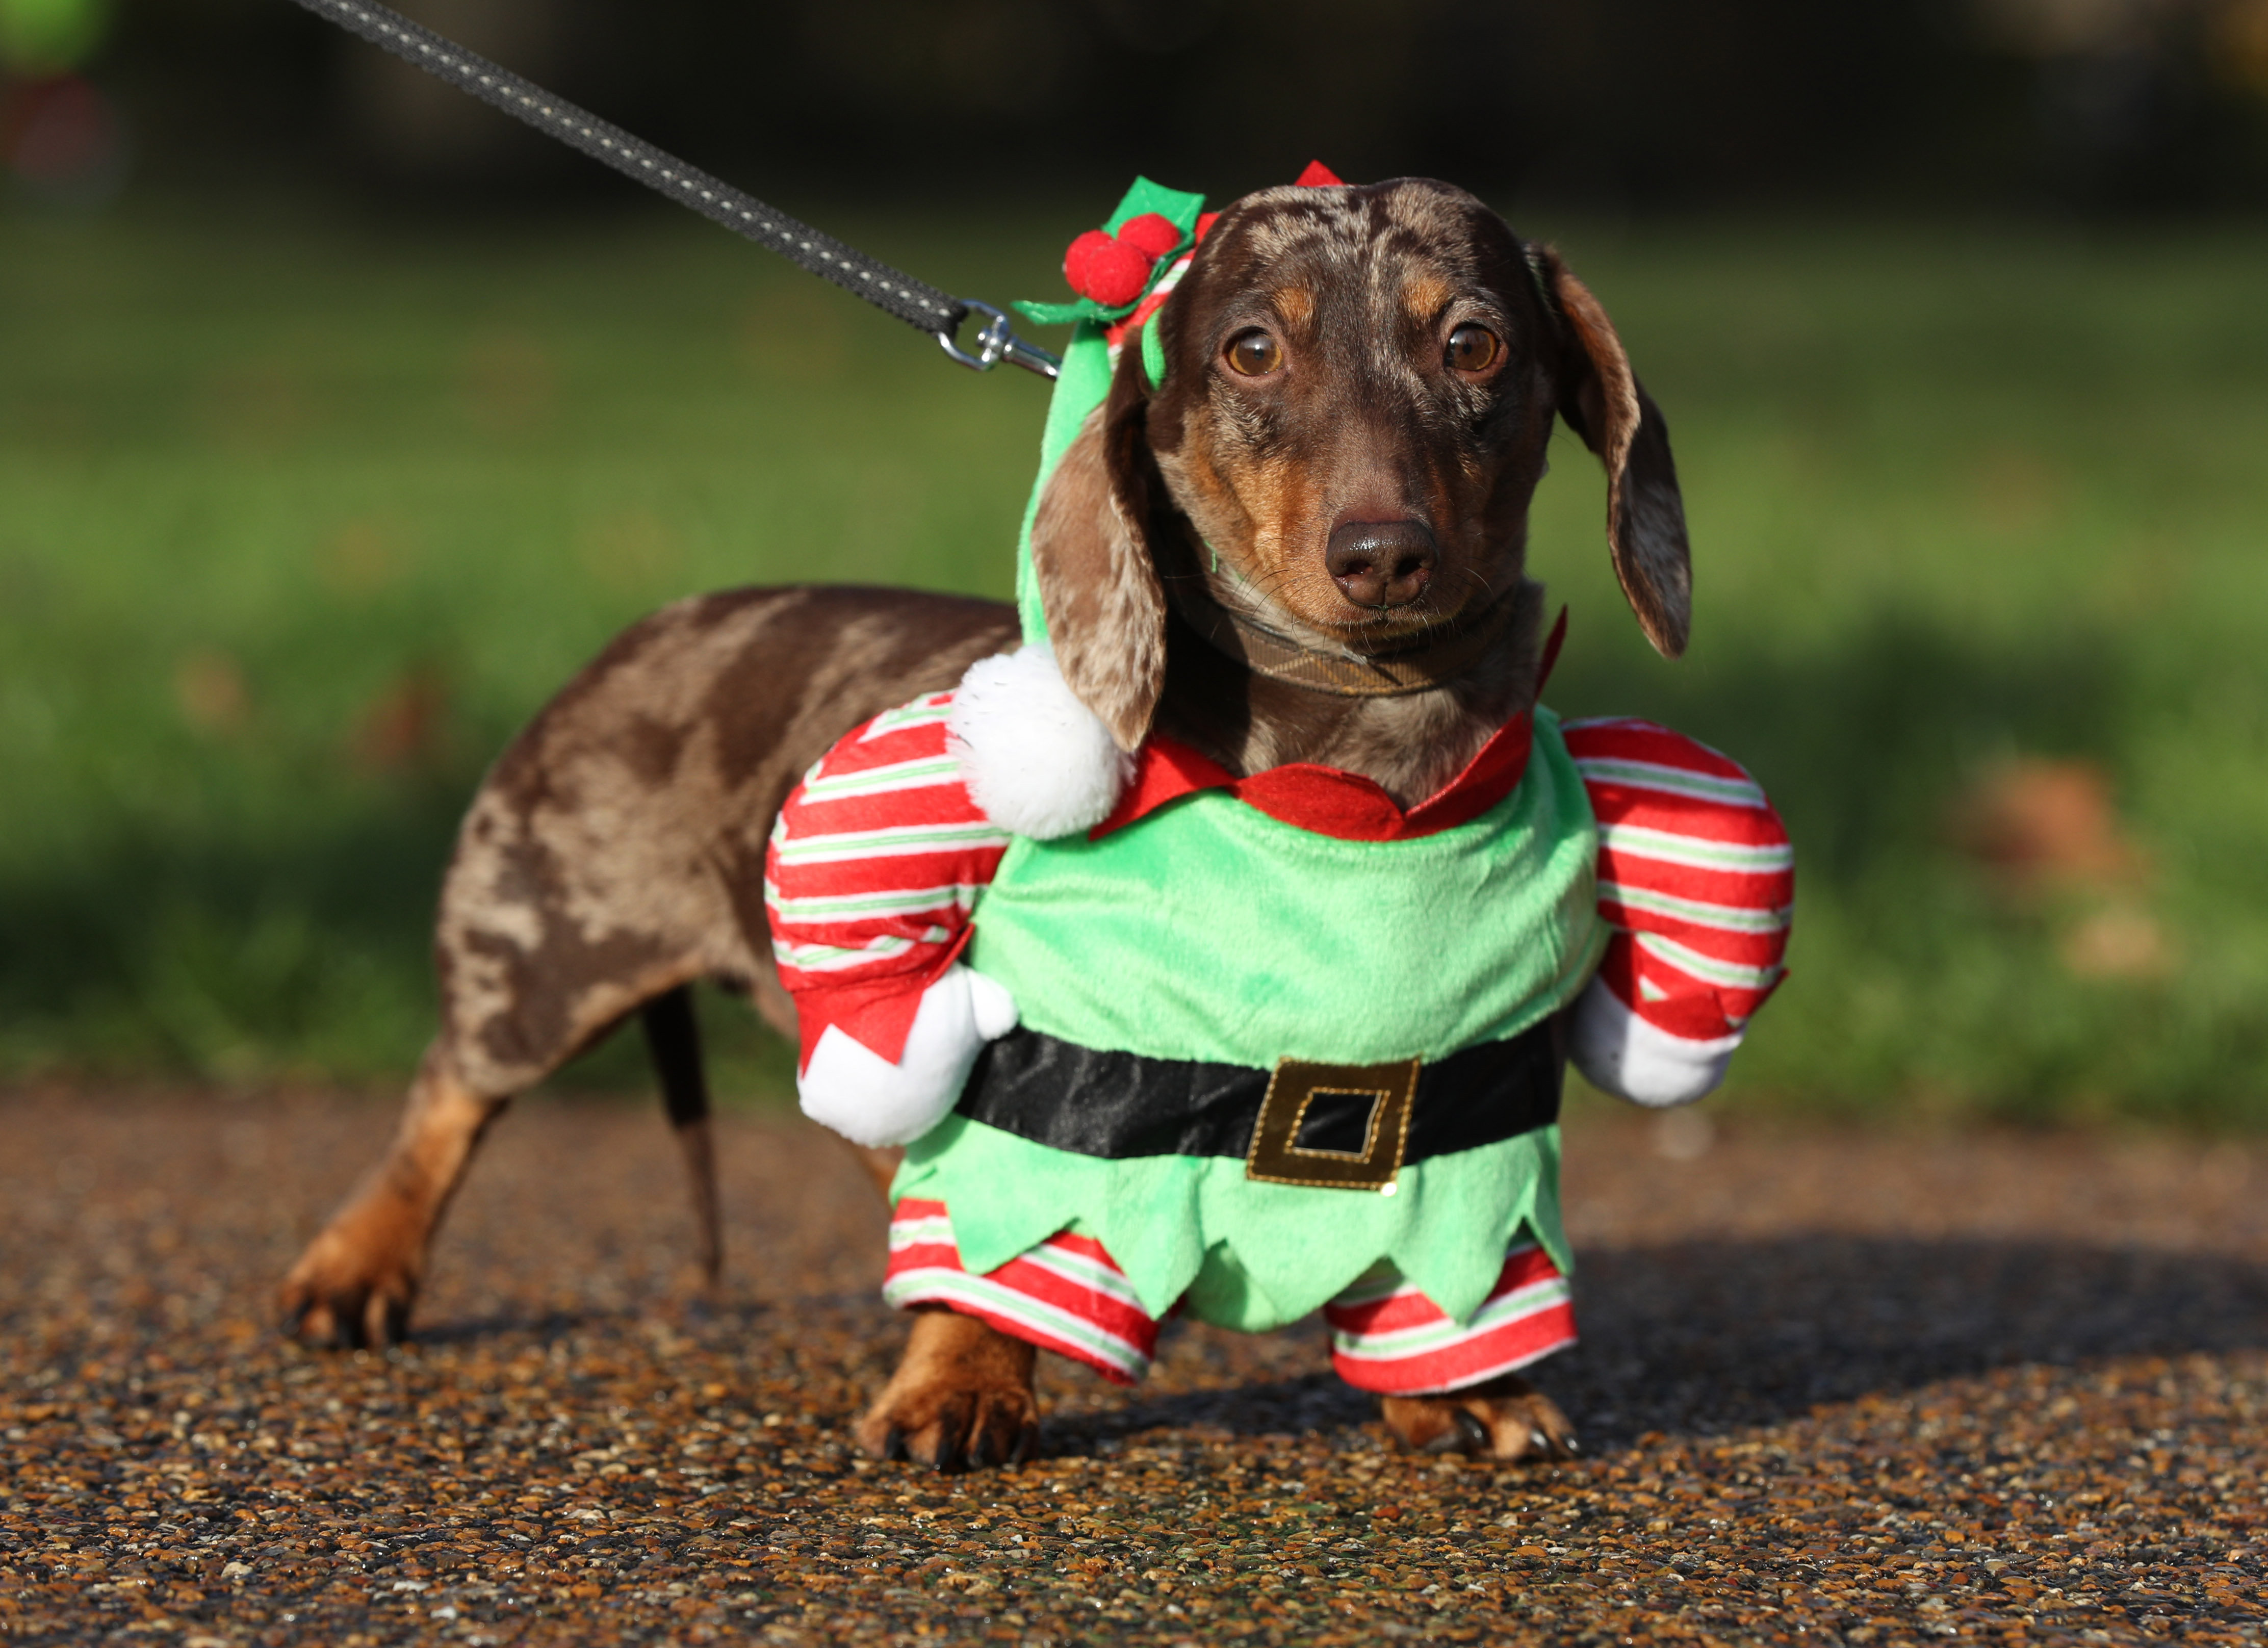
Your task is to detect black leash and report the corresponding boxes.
[287,0,1060,379]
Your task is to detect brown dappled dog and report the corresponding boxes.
[280,177,1689,1467]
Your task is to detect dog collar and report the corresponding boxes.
[1164,570,1532,698]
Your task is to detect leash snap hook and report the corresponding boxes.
[938,300,1062,380]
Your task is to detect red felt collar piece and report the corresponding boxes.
[1090,606,1565,845]
[1092,711,1535,843]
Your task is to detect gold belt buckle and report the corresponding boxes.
[1244,1056,1422,1192]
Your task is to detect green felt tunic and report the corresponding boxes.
[894,713,1604,1332]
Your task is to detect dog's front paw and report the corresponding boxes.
[1380,1373,1578,1462]
[278,1202,424,1349]
[859,1382,1039,1473]
[856,1307,1039,1471]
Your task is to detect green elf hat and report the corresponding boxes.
[1008,162,1345,643]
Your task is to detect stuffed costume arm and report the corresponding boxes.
[1560,718,1794,1107]
[764,691,1018,1147]
[765,650,1128,1149]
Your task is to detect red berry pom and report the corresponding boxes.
[1063,229,1116,295]
[1076,237,1152,306]
[1064,213,1185,306]
[1115,212,1181,260]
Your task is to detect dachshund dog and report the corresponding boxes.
[281,176,1690,1467]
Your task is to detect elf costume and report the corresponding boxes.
[765,171,1793,1396]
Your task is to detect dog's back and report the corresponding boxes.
[433,585,1017,1098]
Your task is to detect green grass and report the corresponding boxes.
[5,199,2268,1123]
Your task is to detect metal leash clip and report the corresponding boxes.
[938,300,1062,380]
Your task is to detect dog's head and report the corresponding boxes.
[1031,176,1690,752]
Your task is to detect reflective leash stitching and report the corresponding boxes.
[287,0,1060,379]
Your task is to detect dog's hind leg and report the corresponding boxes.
[279,586,1021,1348]
[641,983,721,1291]
[278,1044,510,1348]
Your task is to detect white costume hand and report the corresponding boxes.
[796,964,1019,1148]
[1567,974,1743,1109]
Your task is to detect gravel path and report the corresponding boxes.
[2,1086,2262,1645]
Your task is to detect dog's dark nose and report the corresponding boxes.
[1325,521,1438,609]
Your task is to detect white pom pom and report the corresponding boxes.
[948,644,1132,840]
[1568,975,1743,1109]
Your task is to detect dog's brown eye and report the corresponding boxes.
[1446,324,1501,374]
[1226,330,1282,377]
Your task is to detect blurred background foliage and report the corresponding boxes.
[3,1,2268,1121]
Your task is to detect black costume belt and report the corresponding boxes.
[955,1020,1564,1192]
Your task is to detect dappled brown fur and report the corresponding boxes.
[1032,177,1689,807]
[1028,405,1166,752]
[281,178,1689,1471]
[281,588,1015,1348]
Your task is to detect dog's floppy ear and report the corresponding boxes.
[1532,245,1692,658]
[1029,341,1167,751]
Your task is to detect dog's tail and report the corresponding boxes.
[640,984,722,1292]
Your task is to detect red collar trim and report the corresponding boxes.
[1091,608,1566,844]
[1092,711,1535,842]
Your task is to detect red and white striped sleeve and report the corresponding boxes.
[765,691,1010,1075]
[1562,717,1794,1046]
